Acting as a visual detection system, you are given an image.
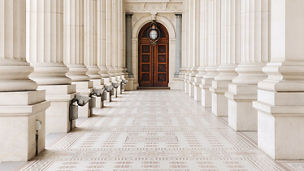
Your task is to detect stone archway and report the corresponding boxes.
[131,15,176,89]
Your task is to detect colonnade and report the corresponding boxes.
[183,0,304,160]
[0,0,126,162]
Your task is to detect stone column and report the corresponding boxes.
[226,0,269,131]
[174,14,182,78]
[64,0,92,118]
[182,0,189,93]
[201,0,221,108]
[84,0,102,109]
[84,0,101,85]
[126,13,133,78]
[26,0,76,134]
[0,0,49,161]
[97,0,108,84]
[188,0,197,97]
[184,0,191,94]
[210,0,240,116]
[117,0,124,78]
[199,0,209,105]
[253,0,304,160]
[105,0,112,85]
[193,0,204,101]
[111,0,118,82]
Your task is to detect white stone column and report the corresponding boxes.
[193,0,202,101]
[188,0,196,97]
[0,0,49,161]
[64,0,92,118]
[26,0,76,134]
[226,0,269,131]
[111,0,118,82]
[201,0,221,108]
[199,0,209,105]
[84,0,100,85]
[105,0,112,85]
[182,0,190,93]
[253,0,304,160]
[210,0,240,116]
[97,0,108,84]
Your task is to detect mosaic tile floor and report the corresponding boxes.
[19,90,304,171]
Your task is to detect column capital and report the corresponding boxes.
[126,13,133,17]
[175,13,182,17]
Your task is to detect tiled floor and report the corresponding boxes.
[10,90,304,170]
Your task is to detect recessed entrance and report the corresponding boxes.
[138,22,169,88]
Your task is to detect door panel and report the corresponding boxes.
[138,22,169,88]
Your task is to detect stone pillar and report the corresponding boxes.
[188,0,197,97]
[184,0,191,94]
[126,13,133,78]
[117,0,124,78]
[194,0,204,101]
[199,0,209,105]
[210,0,240,116]
[84,0,102,109]
[105,0,112,85]
[111,0,118,82]
[64,0,92,118]
[0,0,49,161]
[26,0,76,134]
[181,0,189,93]
[226,0,269,131]
[97,0,108,84]
[174,14,182,78]
[201,0,221,108]
[253,0,304,160]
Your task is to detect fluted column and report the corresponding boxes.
[199,0,209,106]
[117,0,123,76]
[105,0,112,85]
[226,0,269,131]
[184,0,191,93]
[253,0,304,159]
[97,0,108,83]
[0,0,49,161]
[193,0,204,101]
[201,0,221,107]
[27,0,76,134]
[64,0,92,118]
[188,0,196,97]
[111,0,118,80]
[210,0,240,116]
[84,0,99,81]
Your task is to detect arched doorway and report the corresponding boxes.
[138,22,169,87]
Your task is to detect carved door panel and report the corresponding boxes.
[138,22,169,87]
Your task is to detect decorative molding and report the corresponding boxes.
[124,0,183,13]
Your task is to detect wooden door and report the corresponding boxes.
[138,22,169,87]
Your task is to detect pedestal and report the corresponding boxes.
[226,84,257,131]
[0,91,50,162]
[253,89,304,159]
[210,80,230,116]
[193,77,202,101]
[200,78,213,107]
[38,85,76,134]
[72,81,93,118]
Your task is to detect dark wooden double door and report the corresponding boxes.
[138,22,169,87]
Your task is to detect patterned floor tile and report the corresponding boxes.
[18,90,301,171]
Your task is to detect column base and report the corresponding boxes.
[168,78,184,90]
[72,81,93,118]
[0,90,50,162]
[210,80,230,116]
[225,84,257,131]
[193,77,202,101]
[253,90,304,159]
[188,82,194,97]
[38,85,76,134]
[200,78,213,107]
